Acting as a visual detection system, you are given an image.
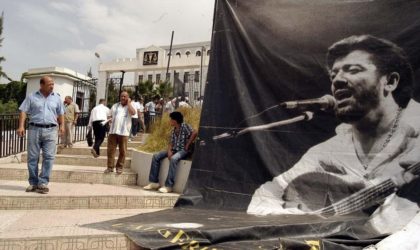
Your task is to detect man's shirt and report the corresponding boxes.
[247,100,420,235]
[64,102,80,122]
[170,123,193,152]
[131,101,141,118]
[19,91,64,125]
[146,101,156,116]
[109,103,132,136]
[88,104,110,125]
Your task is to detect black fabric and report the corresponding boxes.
[92,120,106,154]
[84,1,420,249]
[86,127,93,147]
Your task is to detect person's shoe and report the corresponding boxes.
[116,168,123,175]
[128,138,132,142]
[90,148,99,158]
[143,182,160,190]
[158,186,173,193]
[104,168,114,173]
[36,184,49,194]
[25,185,37,192]
[68,144,73,148]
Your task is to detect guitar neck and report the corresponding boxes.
[315,161,420,216]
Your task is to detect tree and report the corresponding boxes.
[156,80,173,99]
[137,80,157,103]
[0,12,12,82]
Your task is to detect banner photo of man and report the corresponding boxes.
[86,1,420,249]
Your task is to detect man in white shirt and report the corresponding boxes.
[105,91,136,174]
[130,97,141,141]
[88,99,110,158]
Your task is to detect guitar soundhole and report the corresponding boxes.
[283,172,365,211]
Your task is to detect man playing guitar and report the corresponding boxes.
[247,35,420,250]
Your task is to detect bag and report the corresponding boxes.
[86,128,93,146]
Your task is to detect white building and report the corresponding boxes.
[97,41,210,104]
[22,67,96,113]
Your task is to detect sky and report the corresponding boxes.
[0,0,215,83]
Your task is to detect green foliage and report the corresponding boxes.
[139,107,201,153]
[0,12,12,82]
[0,100,18,113]
[137,80,157,103]
[106,79,119,108]
[156,80,173,99]
[0,81,27,113]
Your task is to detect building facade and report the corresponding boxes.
[22,67,96,113]
[97,41,210,104]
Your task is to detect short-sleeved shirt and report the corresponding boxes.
[131,101,141,119]
[145,101,156,116]
[170,123,193,152]
[19,91,65,125]
[109,103,132,136]
[64,102,80,122]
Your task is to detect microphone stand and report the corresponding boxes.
[213,111,314,141]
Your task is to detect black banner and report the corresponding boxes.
[86,0,420,249]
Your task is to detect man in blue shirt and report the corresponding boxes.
[17,76,65,194]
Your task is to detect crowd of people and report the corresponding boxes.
[17,81,199,194]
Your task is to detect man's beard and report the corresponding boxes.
[335,88,380,124]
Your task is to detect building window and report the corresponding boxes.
[194,91,199,100]
[148,74,153,82]
[207,49,211,56]
[138,75,143,83]
[174,71,180,79]
[166,72,171,80]
[185,51,191,57]
[196,51,201,57]
[184,72,190,83]
[176,52,181,58]
[156,74,161,84]
[194,71,199,82]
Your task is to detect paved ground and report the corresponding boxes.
[0,208,166,238]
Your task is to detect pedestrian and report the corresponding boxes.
[105,91,136,174]
[143,111,197,193]
[130,97,141,141]
[61,96,80,148]
[88,98,110,158]
[17,76,65,194]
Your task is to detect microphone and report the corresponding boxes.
[280,95,336,111]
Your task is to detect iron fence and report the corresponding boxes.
[0,112,90,158]
[0,111,164,158]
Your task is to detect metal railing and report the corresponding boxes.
[0,112,90,158]
[0,111,165,158]
[0,113,26,158]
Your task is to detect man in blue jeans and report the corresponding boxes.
[17,76,65,194]
[143,111,197,193]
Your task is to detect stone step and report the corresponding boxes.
[57,146,133,157]
[0,164,137,185]
[21,153,132,168]
[0,180,179,210]
[0,208,164,249]
[102,140,143,148]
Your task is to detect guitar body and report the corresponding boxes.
[282,172,366,212]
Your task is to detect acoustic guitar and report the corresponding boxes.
[282,162,420,217]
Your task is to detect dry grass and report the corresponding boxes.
[139,107,201,153]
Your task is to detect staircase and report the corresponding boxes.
[0,135,178,249]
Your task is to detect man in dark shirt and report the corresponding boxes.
[143,111,197,193]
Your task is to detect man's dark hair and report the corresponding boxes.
[169,111,183,124]
[326,35,414,108]
[99,98,106,104]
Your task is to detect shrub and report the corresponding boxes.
[139,107,201,153]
